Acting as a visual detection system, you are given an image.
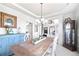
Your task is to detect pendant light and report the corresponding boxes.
[40,3,44,36]
[40,3,44,22]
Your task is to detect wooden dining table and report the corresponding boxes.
[11,37,54,56]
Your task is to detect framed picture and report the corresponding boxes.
[1,12,17,28]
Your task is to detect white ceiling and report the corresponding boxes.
[0,3,78,18]
[17,3,68,16]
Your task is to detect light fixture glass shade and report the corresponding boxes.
[36,19,41,23]
[53,19,59,24]
[41,18,44,22]
[48,20,52,24]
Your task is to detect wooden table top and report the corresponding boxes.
[11,37,54,56]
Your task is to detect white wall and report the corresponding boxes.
[0,4,36,35]
[47,12,76,45]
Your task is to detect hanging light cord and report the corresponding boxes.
[40,3,43,19]
[40,3,44,36]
